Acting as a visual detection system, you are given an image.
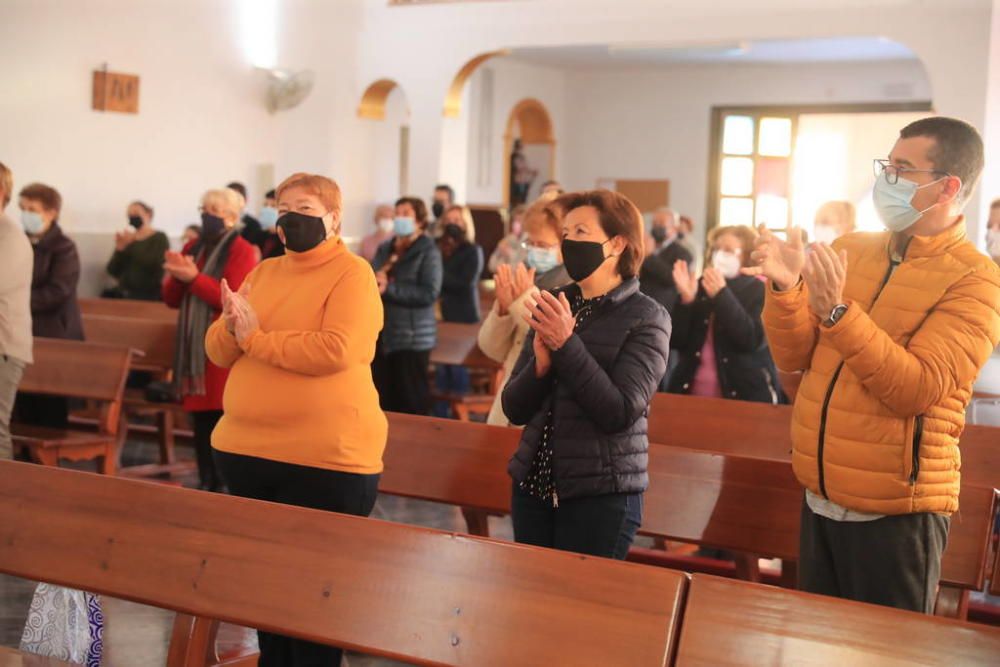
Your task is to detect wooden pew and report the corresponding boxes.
[80,313,193,478]
[648,392,1000,489]
[379,413,997,619]
[0,460,688,667]
[12,338,132,475]
[431,321,503,421]
[79,297,176,321]
[674,574,1000,666]
[0,646,75,666]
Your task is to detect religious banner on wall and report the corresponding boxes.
[92,70,140,114]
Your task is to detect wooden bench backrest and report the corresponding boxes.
[649,393,1000,489]
[674,574,1000,665]
[82,314,177,371]
[381,413,995,590]
[0,460,687,667]
[432,322,500,369]
[19,338,132,403]
[79,297,177,321]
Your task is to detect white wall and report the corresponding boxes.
[557,60,931,241]
[462,58,569,206]
[357,0,993,238]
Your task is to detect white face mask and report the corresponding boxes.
[376,217,394,234]
[711,249,742,279]
[988,228,1000,256]
[812,224,839,246]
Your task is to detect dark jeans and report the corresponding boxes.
[799,498,950,613]
[190,410,223,491]
[432,364,471,418]
[511,482,643,559]
[214,449,381,667]
[373,348,431,415]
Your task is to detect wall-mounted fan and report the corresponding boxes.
[263,68,314,113]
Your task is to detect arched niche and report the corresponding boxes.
[503,98,556,207]
[443,50,509,118]
[357,78,402,120]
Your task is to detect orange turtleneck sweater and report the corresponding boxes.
[205,237,387,474]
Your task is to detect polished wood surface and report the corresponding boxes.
[648,393,1000,489]
[675,574,1000,666]
[431,322,500,369]
[381,414,995,592]
[0,460,687,667]
[18,338,132,403]
[82,313,177,371]
[79,297,176,321]
[0,647,75,667]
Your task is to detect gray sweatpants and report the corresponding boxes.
[0,354,25,460]
[799,497,950,614]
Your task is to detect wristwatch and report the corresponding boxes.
[823,303,849,328]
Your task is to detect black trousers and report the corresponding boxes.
[190,410,223,491]
[511,482,643,559]
[799,498,950,613]
[214,449,381,667]
[372,348,431,415]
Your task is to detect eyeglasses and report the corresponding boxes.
[873,159,949,185]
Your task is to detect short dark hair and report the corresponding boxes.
[555,189,645,279]
[265,189,276,200]
[433,184,454,203]
[226,182,248,200]
[129,200,153,218]
[20,183,62,214]
[899,117,984,203]
[395,196,429,224]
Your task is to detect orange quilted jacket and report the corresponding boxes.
[763,220,1000,515]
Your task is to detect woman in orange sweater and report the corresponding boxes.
[205,172,386,665]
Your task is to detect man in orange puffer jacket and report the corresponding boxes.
[748,117,1000,613]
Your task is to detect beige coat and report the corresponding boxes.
[0,211,33,364]
[477,288,539,426]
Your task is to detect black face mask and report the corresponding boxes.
[201,212,226,239]
[561,238,611,282]
[650,227,667,244]
[128,215,144,230]
[443,223,466,242]
[432,201,445,219]
[277,211,327,253]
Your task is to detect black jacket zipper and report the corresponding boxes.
[815,244,906,498]
[910,415,924,484]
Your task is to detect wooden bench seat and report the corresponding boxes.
[0,459,688,667]
[379,413,997,619]
[674,574,1000,666]
[79,297,177,322]
[12,338,132,475]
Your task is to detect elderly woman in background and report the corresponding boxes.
[162,188,256,491]
[14,183,83,428]
[812,200,856,245]
[372,196,442,415]
[438,204,483,323]
[207,173,386,666]
[488,204,528,273]
[668,225,786,404]
[360,204,395,263]
[502,190,670,558]
[105,200,169,300]
[478,196,570,426]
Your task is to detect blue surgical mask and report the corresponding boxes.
[259,206,279,229]
[872,173,946,233]
[394,216,416,236]
[525,246,559,273]
[21,210,45,235]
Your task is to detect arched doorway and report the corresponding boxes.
[503,98,556,208]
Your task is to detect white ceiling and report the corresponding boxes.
[507,37,918,69]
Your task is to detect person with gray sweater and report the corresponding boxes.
[0,162,34,459]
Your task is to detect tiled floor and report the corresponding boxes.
[1,438,513,666]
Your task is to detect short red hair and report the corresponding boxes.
[275,173,342,214]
